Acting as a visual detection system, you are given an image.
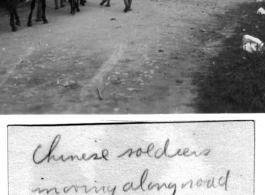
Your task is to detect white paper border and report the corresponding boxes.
[2,114,264,195]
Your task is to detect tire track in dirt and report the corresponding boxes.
[80,43,126,100]
[0,46,35,86]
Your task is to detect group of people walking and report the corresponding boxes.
[35,0,65,22]
[100,0,132,12]
[35,0,133,21]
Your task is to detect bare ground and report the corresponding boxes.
[0,0,248,114]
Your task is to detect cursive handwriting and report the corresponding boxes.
[122,168,229,194]
[33,134,109,164]
[117,139,211,159]
[32,184,116,195]
[32,168,230,195]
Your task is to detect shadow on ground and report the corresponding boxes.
[193,2,265,113]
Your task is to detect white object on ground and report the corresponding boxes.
[256,0,263,2]
[242,35,264,53]
[257,7,265,14]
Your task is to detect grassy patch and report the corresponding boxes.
[194,2,265,112]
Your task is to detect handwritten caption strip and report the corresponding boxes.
[8,122,254,195]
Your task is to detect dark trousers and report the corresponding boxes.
[54,0,65,8]
[36,0,42,20]
[124,0,132,8]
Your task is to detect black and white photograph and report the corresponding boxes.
[1,0,265,193]
[1,0,265,113]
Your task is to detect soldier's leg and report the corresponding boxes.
[60,0,65,7]
[36,0,42,22]
[9,7,17,31]
[41,0,48,23]
[123,0,129,12]
[105,0,110,7]
[14,7,20,26]
[100,0,107,6]
[76,0,80,12]
[54,0,59,9]
[128,0,132,9]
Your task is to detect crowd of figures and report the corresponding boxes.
[1,0,132,32]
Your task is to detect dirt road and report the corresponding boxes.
[0,0,246,114]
